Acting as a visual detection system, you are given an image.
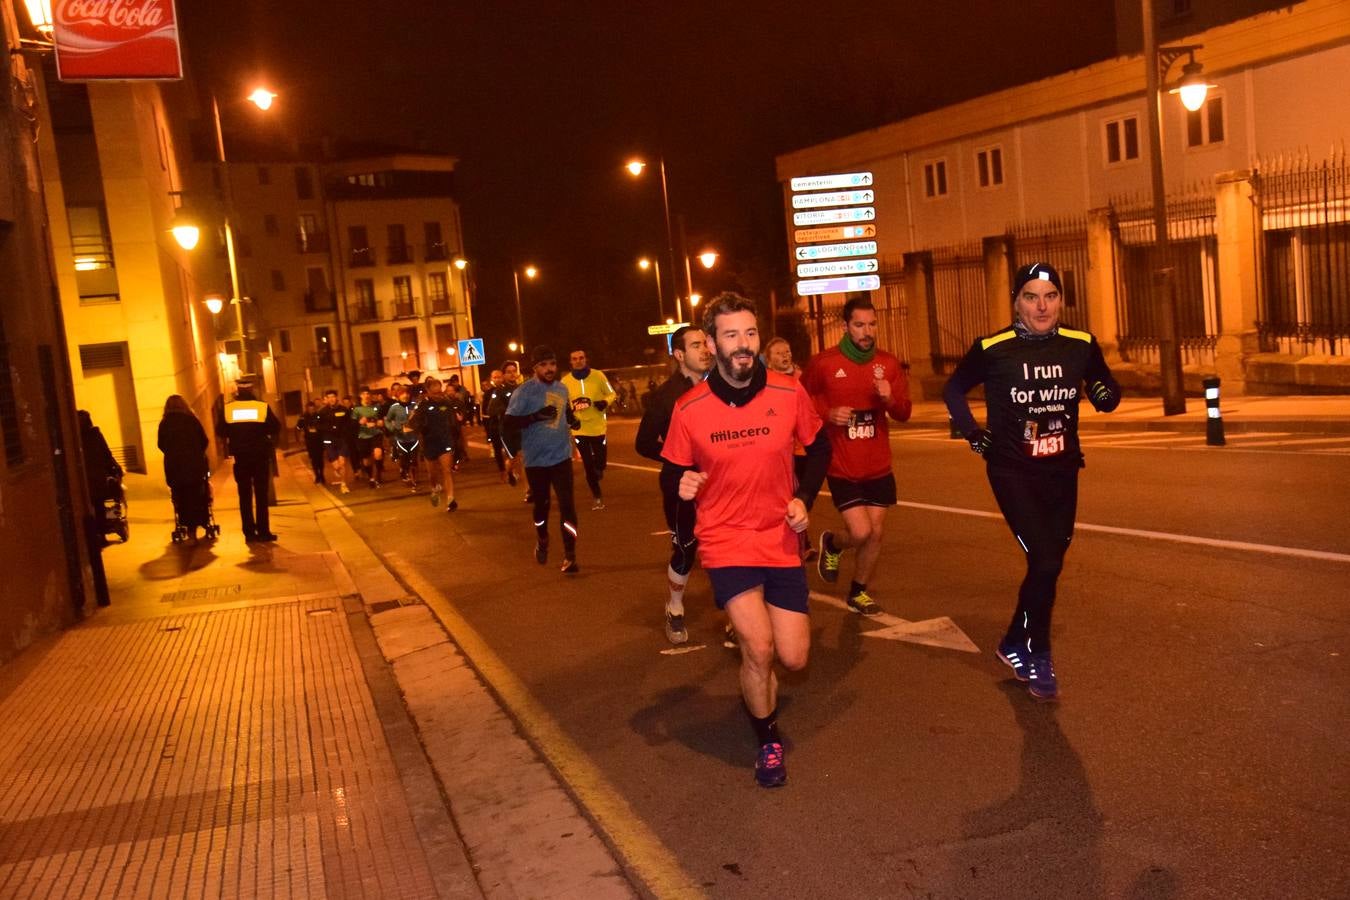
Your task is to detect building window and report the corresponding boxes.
[923,159,948,197]
[296,213,327,253]
[271,269,286,291]
[264,214,279,236]
[314,326,333,367]
[348,225,373,266]
[279,329,292,353]
[1186,96,1225,148]
[1105,115,1140,164]
[347,173,376,187]
[424,222,447,260]
[976,146,1004,188]
[354,278,377,321]
[387,224,410,263]
[294,167,314,200]
[427,272,449,312]
[392,275,415,317]
[257,166,271,185]
[435,323,456,368]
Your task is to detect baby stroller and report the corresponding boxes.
[170,474,221,543]
[102,474,130,543]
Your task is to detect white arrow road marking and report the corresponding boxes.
[659,644,707,656]
[809,591,979,653]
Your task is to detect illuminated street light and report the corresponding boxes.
[512,264,538,348]
[454,257,468,270]
[508,341,520,353]
[689,293,702,309]
[204,294,225,316]
[626,155,689,321]
[637,256,663,320]
[171,212,201,251]
[247,88,277,111]
[698,250,718,269]
[22,0,53,37]
[1143,1,1213,415]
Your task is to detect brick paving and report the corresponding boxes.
[0,597,440,899]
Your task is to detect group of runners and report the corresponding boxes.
[298,261,1119,790]
[641,262,1118,787]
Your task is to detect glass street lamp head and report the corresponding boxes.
[171,218,201,251]
[1171,60,1211,112]
[248,88,278,111]
[690,293,702,308]
[638,258,651,270]
[204,294,225,315]
[699,250,718,269]
[524,265,538,279]
[508,341,520,353]
[626,160,646,176]
[453,257,468,270]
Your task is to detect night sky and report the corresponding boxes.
[179,1,1116,364]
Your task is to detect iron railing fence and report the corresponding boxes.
[929,242,987,373]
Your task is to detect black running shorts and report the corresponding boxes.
[706,566,809,614]
[827,472,897,511]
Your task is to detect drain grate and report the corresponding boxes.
[161,585,243,604]
[368,600,402,614]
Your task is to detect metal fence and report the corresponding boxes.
[1110,192,1220,366]
[1009,217,1091,331]
[803,257,910,364]
[1253,152,1350,355]
[929,242,986,372]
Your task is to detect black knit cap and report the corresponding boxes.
[1012,262,1063,297]
[531,345,557,364]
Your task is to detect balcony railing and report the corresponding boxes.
[296,232,330,254]
[392,297,419,318]
[308,349,342,369]
[352,300,382,323]
[358,356,389,380]
[425,241,449,261]
[350,246,375,267]
[428,295,451,314]
[304,289,335,312]
[387,244,413,264]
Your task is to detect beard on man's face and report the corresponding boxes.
[717,344,757,380]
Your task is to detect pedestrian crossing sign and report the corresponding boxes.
[457,338,486,366]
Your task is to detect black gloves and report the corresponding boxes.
[1089,381,1118,411]
[966,428,993,457]
[594,400,608,412]
[533,405,558,422]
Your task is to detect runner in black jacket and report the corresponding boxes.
[635,326,713,645]
[943,262,1120,701]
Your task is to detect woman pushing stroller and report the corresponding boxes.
[158,395,218,543]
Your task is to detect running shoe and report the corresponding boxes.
[817,531,841,583]
[664,610,688,645]
[534,543,548,565]
[591,498,606,511]
[996,640,1030,682]
[368,478,377,489]
[754,741,787,788]
[1026,651,1058,700]
[338,483,350,495]
[846,591,883,616]
[430,485,441,507]
[446,499,458,513]
[560,559,579,574]
[723,623,739,649]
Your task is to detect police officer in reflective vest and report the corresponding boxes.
[223,380,281,542]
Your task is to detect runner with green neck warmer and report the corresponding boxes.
[801,297,912,615]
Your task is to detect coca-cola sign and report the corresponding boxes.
[53,0,183,81]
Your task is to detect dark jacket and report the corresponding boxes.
[635,372,697,461]
[222,391,281,461]
[78,411,122,501]
[158,411,210,486]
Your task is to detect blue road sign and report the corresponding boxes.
[457,338,486,366]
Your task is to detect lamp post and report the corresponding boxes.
[512,264,538,350]
[1143,0,1212,415]
[626,156,688,322]
[638,257,663,320]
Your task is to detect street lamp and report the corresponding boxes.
[203,293,225,316]
[698,250,718,269]
[1143,0,1212,415]
[626,155,688,322]
[508,341,520,353]
[638,256,664,320]
[689,292,702,310]
[512,264,538,349]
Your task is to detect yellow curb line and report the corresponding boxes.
[388,557,706,900]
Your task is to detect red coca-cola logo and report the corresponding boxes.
[57,0,167,33]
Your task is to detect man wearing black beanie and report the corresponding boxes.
[942,262,1121,701]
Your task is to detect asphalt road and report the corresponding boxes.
[335,418,1349,899]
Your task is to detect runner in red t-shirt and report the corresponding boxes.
[662,293,829,788]
[801,297,912,616]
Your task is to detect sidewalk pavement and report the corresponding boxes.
[0,457,637,899]
[907,393,1350,433]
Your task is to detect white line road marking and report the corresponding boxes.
[1222,435,1350,448]
[809,591,979,653]
[897,500,1350,564]
[605,460,1349,563]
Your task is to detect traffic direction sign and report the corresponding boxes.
[647,322,688,335]
[790,171,873,191]
[457,338,485,366]
[792,206,875,226]
[795,240,878,261]
[796,258,879,278]
[793,224,877,244]
[796,275,881,295]
[791,189,875,209]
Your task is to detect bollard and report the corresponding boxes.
[1203,376,1226,446]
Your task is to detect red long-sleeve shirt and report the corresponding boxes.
[801,346,911,481]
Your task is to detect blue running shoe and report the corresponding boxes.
[1026,651,1058,700]
[997,640,1030,682]
[754,741,787,788]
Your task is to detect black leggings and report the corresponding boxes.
[527,461,578,556]
[660,466,698,576]
[574,434,607,497]
[987,465,1079,655]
